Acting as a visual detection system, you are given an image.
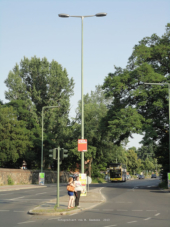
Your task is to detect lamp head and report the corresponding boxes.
[95,12,107,17]
[58,14,69,18]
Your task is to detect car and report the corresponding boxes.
[151,174,157,178]
[138,174,145,179]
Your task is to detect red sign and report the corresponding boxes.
[78,139,87,152]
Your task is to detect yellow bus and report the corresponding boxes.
[109,163,127,182]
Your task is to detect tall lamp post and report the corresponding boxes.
[145,83,170,172]
[41,106,58,173]
[58,13,107,173]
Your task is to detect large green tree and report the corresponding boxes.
[102,24,170,178]
[4,56,74,168]
[0,105,31,167]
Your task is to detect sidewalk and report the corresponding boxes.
[0,184,47,191]
[28,187,105,216]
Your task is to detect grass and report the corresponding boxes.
[159,180,168,189]
[7,176,14,185]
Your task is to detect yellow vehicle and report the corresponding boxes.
[109,163,127,182]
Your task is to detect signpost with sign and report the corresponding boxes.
[78,139,87,152]
[39,172,45,185]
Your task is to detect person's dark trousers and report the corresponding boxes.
[75,191,81,206]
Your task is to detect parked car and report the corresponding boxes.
[151,174,157,178]
[138,174,145,179]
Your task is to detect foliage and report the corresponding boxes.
[0,105,32,168]
[7,176,14,185]
[102,24,170,178]
[3,56,74,168]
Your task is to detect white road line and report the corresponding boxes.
[155,213,160,216]
[117,210,128,211]
[147,186,151,187]
[0,210,10,212]
[35,192,47,195]
[132,210,143,211]
[144,217,151,220]
[146,210,157,211]
[18,221,35,224]
[104,225,117,227]
[10,196,25,200]
[14,211,25,212]
[0,193,13,195]
[127,221,137,223]
[103,209,113,211]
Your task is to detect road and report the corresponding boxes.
[0,178,170,227]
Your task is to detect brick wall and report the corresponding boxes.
[0,168,70,185]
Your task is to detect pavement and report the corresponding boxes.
[28,187,106,216]
[0,184,47,191]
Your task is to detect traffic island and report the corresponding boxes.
[28,187,105,216]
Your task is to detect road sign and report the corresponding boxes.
[78,139,87,152]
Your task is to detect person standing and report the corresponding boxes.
[67,177,75,209]
[74,176,82,207]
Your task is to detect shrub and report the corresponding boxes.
[7,176,14,185]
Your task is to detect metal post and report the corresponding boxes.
[57,146,60,207]
[81,16,84,173]
[41,108,44,173]
[169,84,170,172]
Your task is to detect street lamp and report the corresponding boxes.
[144,83,170,172]
[41,106,58,173]
[58,13,107,173]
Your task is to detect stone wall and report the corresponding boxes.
[0,168,70,185]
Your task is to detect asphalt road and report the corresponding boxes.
[0,178,170,227]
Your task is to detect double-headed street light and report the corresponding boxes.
[41,106,58,172]
[145,83,170,172]
[58,13,107,173]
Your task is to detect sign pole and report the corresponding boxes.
[57,146,60,207]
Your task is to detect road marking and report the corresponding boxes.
[134,187,138,188]
[0,210,10,212]
[104,225,117,227]
[132,210,143,211]
[10,196,25,200]
[155,213,160,216]
[14,211,25,212]
[103,209,113,211]
[147,186,151,187]
[144,217,151,220]
[117,210,128,211]
[146,210,157,211]
[35,192,47,195]
[127,221,137,223]
[0,193,13,195]
[18,221,35,224]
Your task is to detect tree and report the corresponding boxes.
[0,105,32,168]
[102,24,170,179]
[4,56,74,168]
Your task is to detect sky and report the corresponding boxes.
[0,0,169,149]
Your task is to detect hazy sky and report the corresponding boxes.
[0,0,169,148]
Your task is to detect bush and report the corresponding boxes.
[7,176,14,185]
